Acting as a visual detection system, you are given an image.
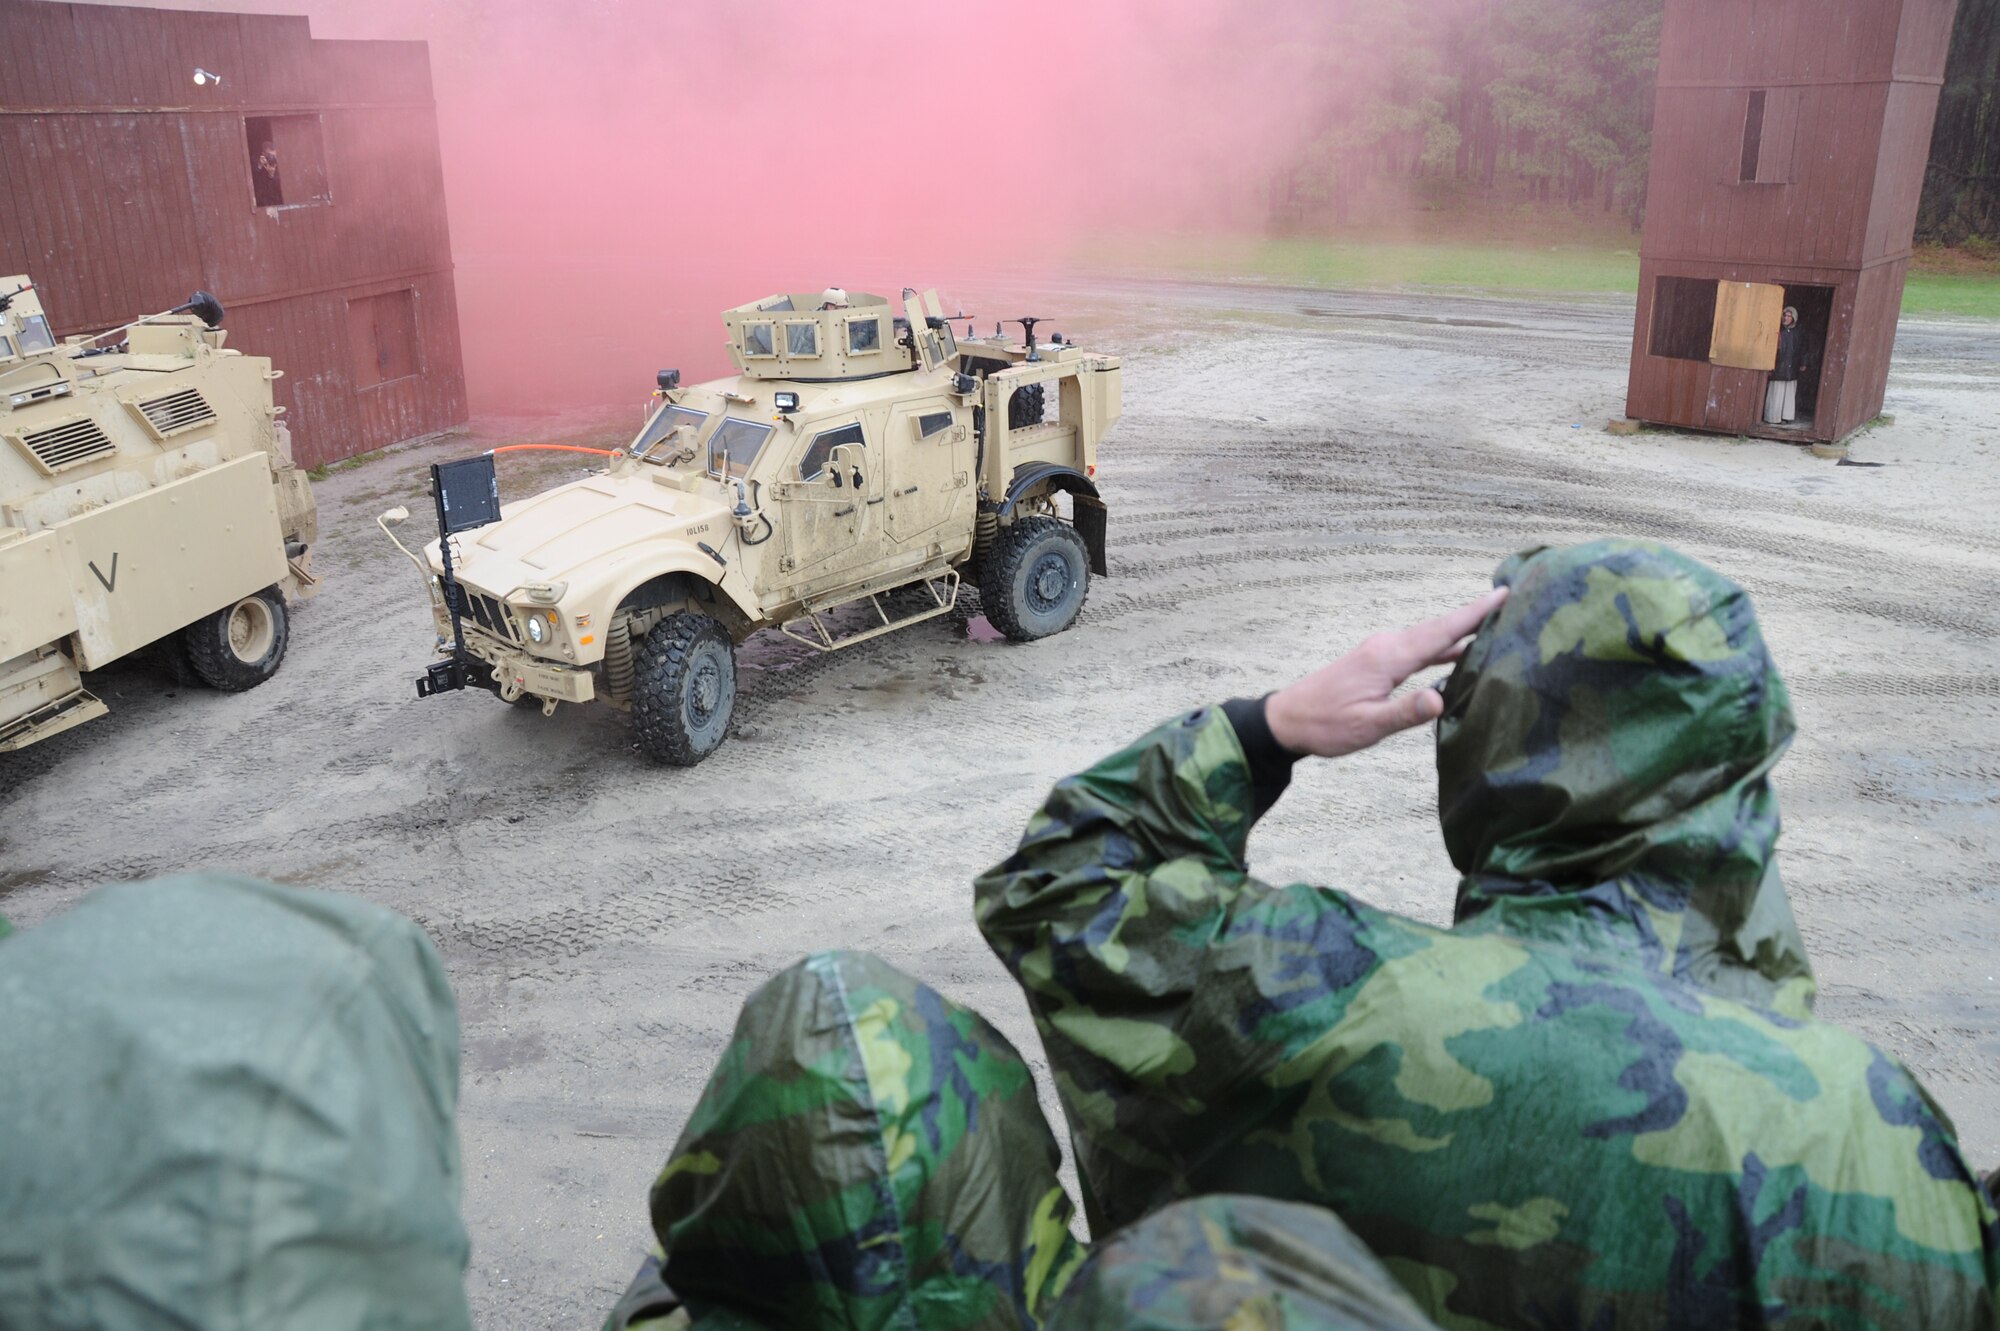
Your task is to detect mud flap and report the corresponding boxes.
[1074,495,1108,577]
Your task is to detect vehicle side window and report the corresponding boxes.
[847,318,880,354]
[916,410,953,439]
[799,422,864,480]
[708,418,774,479]
[785,323,819,357]
[742,323,775,358]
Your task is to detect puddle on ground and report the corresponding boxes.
[965,615,1006,643]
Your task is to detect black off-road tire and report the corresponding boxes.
[980,516,1090,642]
[183,587,289,691]
[1008,383,1046,429]
[631,612,736,765]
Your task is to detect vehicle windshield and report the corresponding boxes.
[15,315,53,354]
[631,403,709,457]
[708,417,773,480]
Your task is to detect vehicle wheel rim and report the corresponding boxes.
[227,597,275,663]
[1028,553,1072,614]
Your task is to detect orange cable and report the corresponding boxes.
[488,444,621,458]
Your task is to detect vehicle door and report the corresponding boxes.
[884,397,969,551]
[776,414,887,593]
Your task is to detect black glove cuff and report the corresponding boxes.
[1221,694,1301,821]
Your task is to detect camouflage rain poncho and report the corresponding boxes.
[978,541,2000,1327]
[0,875,471,1330]
[607,951,1085,1330]
[1047,1194,1438,1330]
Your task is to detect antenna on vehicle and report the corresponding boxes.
[1003,318,1046,362]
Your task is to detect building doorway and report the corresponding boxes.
[1779,284,1836,427]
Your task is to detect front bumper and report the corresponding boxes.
[441,630,595,705]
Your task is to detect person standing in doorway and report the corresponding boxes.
[1765,304,1802,425]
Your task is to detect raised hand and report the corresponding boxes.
[1263,587,1508,759]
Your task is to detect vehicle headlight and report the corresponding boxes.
[525,614,547,644]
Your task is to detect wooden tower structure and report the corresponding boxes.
[0,0,468,468]
[1626,0,1959,444]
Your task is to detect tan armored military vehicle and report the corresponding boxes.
[0,278,317,752]
[381,287,1119,764]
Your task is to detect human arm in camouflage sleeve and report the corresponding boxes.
[974,592,1505,1227]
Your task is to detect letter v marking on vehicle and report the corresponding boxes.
[89,552,118,593]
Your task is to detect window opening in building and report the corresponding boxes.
[1739,91,1766,183]
[348,289,420,388]
[1649,277,1719,362]
[246,115,331,208]
[800,422,863,480]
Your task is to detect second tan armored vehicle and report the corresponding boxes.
[382,287,1119,764]
[0,278,317,752]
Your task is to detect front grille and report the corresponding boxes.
[134,387,218,438]
[11,415,116,473]
[460,589,519,642]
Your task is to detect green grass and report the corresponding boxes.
[1098,234,2000,318]
[1200,237,1643,295]
[1901,272,2000,317]
[306,448,387,481]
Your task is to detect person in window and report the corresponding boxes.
[977,539,2000,1329]
[1765,304,1803,425]
[253,141,283,207]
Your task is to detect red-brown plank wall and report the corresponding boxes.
[0,0,467,467]
[1628,0,1956,444]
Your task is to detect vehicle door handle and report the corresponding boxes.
[834,504,855,517]
[896,485,919,496]
[867,496,884,505]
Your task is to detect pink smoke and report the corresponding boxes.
[85,0,1332,410]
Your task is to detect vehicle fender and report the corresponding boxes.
[1000,464,1106,577]
[997,462,1100,517]
[597,550,753,630]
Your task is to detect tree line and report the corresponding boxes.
[1270,0,1996,247]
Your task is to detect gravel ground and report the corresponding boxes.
[2,276,1995,1327]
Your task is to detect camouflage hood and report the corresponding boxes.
[1046,1196,1437,1331]
[1437,539,1815,1014]
[644,952,1083,1331]
[0,875,470,1330]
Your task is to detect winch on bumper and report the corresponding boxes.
[442,629,595,708]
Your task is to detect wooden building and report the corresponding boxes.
[0,0,466,468]
[1626,0,1958,444]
